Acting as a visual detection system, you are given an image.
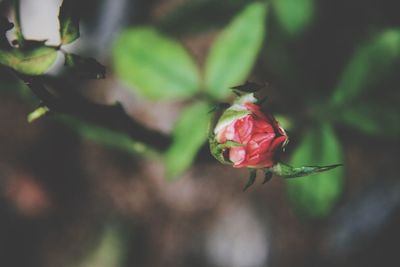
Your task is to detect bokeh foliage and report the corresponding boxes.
[1,0,399,220]
[286,123,344,218]
[113,1,267,180]
[113,27,200,100]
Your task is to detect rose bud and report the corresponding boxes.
[210,93,288,169]
[209,91,342,191]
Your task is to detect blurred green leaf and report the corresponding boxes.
[58,0,80,44]
[65,53,106,79]
[286,123,344,218]
[338,102,400,137]
[272,0,315,35]
[0,45,58,75]
[113,27,200,100]
[332,30,400,106]
[205,2,267,100]
[77,225,126,267]
[58,115,159,157]
[165,102,210,179]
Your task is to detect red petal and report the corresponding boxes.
[269,135,287,152]
[229,147,246,166]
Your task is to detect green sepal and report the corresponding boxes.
[231,81,266,93]
[209,134,231,165]
[243,169,257,191]
[209,132,244,165]
[270,162,342,178]
[222,140,243,148]
[263,169,273,184]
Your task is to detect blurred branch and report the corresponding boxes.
[17,74,171,152]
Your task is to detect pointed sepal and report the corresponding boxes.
[231,81,266,93]
[243,169,257,191]
[262,169,273,184]
[270,162,342,179]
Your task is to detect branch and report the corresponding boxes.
[18,74,172,152]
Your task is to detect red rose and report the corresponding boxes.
[212,95,287,168]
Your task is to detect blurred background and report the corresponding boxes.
[1,0,399,267]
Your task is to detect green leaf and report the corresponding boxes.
[209,135,231,165]
[165,102,210,179]
[65,53,106,79]
[113,27,200,100]
[58,0,80,44]
[272,0,315,35]
[286,123,344,218]
[338,102,400,137]
[205,2,267,100]
[0,45,58,75]
[332,30,400,106]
